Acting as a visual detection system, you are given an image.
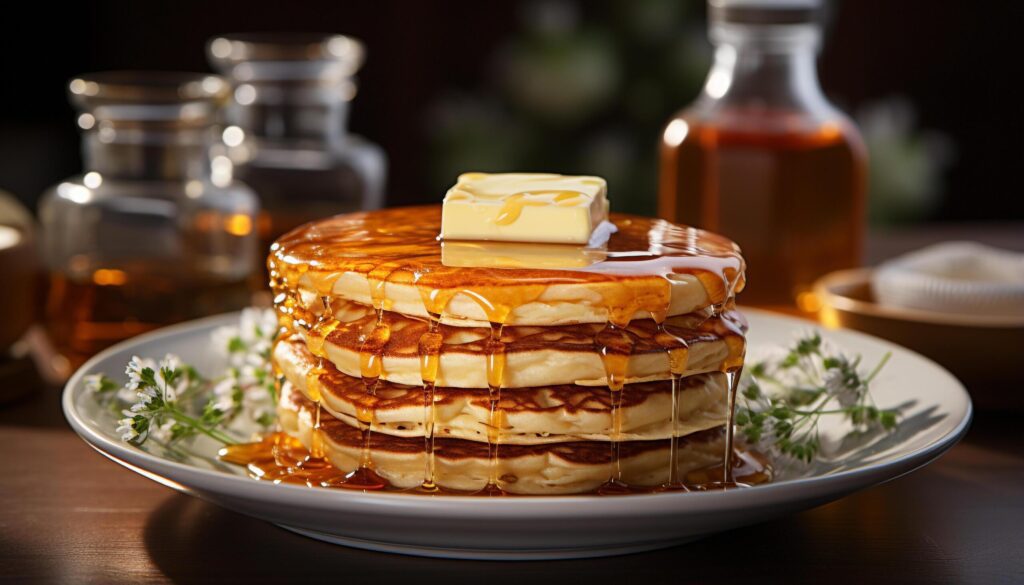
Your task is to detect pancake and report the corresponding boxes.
[276,383,729,495]
[274,336,729,444]
[270,206,745,327]
[302,299,744,388]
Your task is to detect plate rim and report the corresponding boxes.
[62,308,973,518]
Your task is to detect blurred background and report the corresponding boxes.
[1,0,1021,222]
[0,0,1021,398]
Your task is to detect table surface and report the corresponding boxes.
[2,225,1023,584]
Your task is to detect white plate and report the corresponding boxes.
[63,309,972,560]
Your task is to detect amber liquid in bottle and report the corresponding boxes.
[658,111,866,309]
[44,265,251,369]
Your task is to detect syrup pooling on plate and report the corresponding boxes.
[218,387,773,495]
[248,205,750,494]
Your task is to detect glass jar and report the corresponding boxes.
[207,33,387,246]
[39,72,259,368]
[658,0,866,309]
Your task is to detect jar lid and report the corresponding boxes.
[68,71,230,124]
[207,33,365,78]
[709,0,821,26]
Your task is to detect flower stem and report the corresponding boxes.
[167,410,237,445]
[864,352,892,384]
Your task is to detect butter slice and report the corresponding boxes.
[441,172,608,244]
[441,240,608,270]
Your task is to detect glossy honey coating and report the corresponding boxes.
[269,206,745,327]
[274,336,731,444]
[245,205,752,494]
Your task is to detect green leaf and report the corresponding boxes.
[742,381,761,400]
[140,367,158,389]
[228,336,246,353]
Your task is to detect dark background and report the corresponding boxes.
[1,0,1021,221]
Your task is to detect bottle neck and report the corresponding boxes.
[82,125,212,181]
[700,24,830,114]
[227,77,354,148]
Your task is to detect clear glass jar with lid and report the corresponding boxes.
[207,33,387,245]
[39,72,259,367]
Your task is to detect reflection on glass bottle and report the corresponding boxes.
[658,0,866,309]
[208,33,387,246]
[39,72,259,368]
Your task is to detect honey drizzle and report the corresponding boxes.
[256,207,754,495]
[482,321,506,495]
[414,286,458,491]
[455,288,530,496]
[417,316,443,491]
[220,429,772,494]
[492,190,588,225]
[655,321,690,489]
[595,321,634,495]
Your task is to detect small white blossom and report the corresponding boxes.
[215,308,277,370]
[84,374,104,394]
[155,354,187,403]
[825,368,859,407]
[116,414,139,442]
[211,377,238,415]
[90,308,279,448]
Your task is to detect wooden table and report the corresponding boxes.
[1,365,1022,583]
[3,225,1023,584]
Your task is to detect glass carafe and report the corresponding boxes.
[39,72,259,368]
[207,33,387,247]
[658,0,866,309]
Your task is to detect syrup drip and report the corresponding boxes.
[482,321,506,496]
[257,206,756,496]
[697,281,748,488]
[655,321,690,489]
[413,283,459,492]
[417,317,443,491]
[595,322,635,495]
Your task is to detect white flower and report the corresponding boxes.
[824,356,861,407]
[211,325,238,356]
[214,308,277,370]
[135,385,159,407]
[116,414,139,442]
[154,354,187,403]
[242,386,275,427]
[125,355,156,390]
[84,374,104,394]
[239,307,278,345]
[211,377,238,415]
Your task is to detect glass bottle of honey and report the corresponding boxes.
[658,0,866,309]
[38,73,259,371]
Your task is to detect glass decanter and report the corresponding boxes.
[39,72,259,368]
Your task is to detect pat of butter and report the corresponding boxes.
[441,172,608,244]
[442,241,608,270]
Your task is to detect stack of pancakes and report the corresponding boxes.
[269,206,746,495]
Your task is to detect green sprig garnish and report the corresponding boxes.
[737,332,897,463]
[86,308,279,449]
